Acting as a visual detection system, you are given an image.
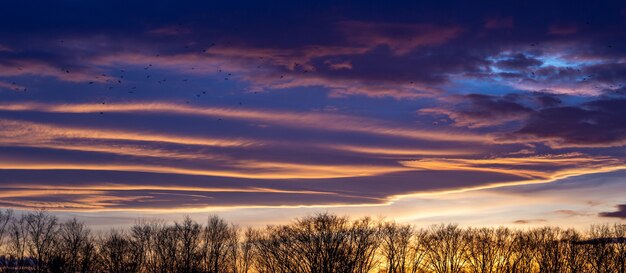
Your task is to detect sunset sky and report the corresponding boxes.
[0,0,625,228]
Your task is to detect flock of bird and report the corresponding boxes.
[3,37,624,118]
[4,41,281,116]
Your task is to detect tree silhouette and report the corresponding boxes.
[0,209,623,273]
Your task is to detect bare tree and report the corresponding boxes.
[509,230,537,273]
[98,230,141,273]
[252,213,380,273]
[465,227,515,273]
[424,224,468,273]
[586,225,616,273]
[612,224,626,273]
[346,216,381,273]
[233,227,254,273]
[532,227,565,273]
[8,214,29,272]
[154,225,179,273]
[176,216,203,273]
[0,209,12,271]
[200,215,237,273]
[252,224,299,273]
[139,217,205,273]
[130,219,164,273]
[23,210,58,273]
[407,228,430,273]
[0,210,12,250]
[561,228,587,273]
[380,222,414,273]
[49,218,96,273]
[0,212,625,273]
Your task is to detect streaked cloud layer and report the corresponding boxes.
[0,0,625,225]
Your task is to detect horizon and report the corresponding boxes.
[0,0,625,229]
[0,211,623,273]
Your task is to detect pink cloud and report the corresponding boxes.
[0,81,26,91]
[0,44,12,52]
[338,21,462,54]
[484,16,514,29]
[324,60,353,70]
[0,60,108,83]
[147,26,192,35]
[548,23,578,35]
[91,45,443,99]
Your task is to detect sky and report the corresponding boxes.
[0,0,625,228]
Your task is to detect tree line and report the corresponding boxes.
[0,209,624,273]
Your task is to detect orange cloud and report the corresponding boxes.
[327,144,477,157]
[0,118,254,148]
[401,153,624,180]
[0,102,492,143]
[0,59,109,83]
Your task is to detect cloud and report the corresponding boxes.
[324,60,352,70]
[0,168,530,211]
[0,58,106,83]
[548,23,578,35]
[80,43,449,99]
[532,92,562,107]
[484,17,514,29]
[598,204,626,219]
[0,44,12,52]
[1,13,621,100]
[0,117,413,180]
[420,94,626,148]
[0,118,254,148]
[419,94,535,128]
[0,19,468,99]
[513,219,547,224]
[338,21,462,55]
[401,153,624,180]
[0,101,492,143]
[0,0,625,215]
[1,101,623,211]
[147,26,192,36]
[515,98,626,147]
[0,81,26,91]
[325,144,477,157]
[494,54,543,71]
[554,209,593,217]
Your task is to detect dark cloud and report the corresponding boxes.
[420,93,535,128]
[0,0,624,99]
[548,23,579,35]
[516,98,626,146]
[532,92,562,107]
[583,63,626,84]
[513,219,548,224]
[495,54,543,71]
[423,93,626,147]
[599,204,626,219]
[461,94,534,118]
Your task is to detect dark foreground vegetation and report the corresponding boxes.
[0,210,624,273]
